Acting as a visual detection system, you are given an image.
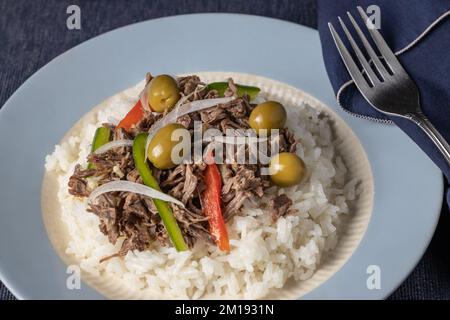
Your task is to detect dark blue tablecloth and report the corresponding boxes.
[0,0,449,300]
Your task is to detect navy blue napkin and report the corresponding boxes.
[318,0,450,206]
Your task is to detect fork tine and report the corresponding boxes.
[346,11,390,79]
[356,6,406,74]
[328,22,371,91]
[338,16,379,85]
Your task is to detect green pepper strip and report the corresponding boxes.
[207,82,261,100]
[88,126,111,169]
[133,133,188,251]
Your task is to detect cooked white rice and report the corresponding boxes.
[45,80,357,299]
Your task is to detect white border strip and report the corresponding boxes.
[335,10,450,123]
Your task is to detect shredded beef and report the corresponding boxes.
[199,106,227,125]
[178,75,202,96]
[223,97,251,119]
[181,165,198,204]
[114,127,133,140]
[68,74,298,259]
[133,109,158,134]
[88,193,120,244]
[279,128,298,153]
[268,194,294,221]
[68,165,94,197]
[176,114,193,129]
[87,142,134,181]
[220,163,269,220]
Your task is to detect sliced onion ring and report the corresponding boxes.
[145,96,234,157]
[88,180,185,208]
[94,140,134,155]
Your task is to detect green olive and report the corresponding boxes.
[249,101,287,134]
[147,123,189,169]
[269,152,306,187]
[147,75,181,112]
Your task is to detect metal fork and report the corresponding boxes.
[329,6,450,165]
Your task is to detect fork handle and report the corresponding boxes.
[407,112,450,166]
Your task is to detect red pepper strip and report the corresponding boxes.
[202,158,230,252]
[117,100,144,131]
